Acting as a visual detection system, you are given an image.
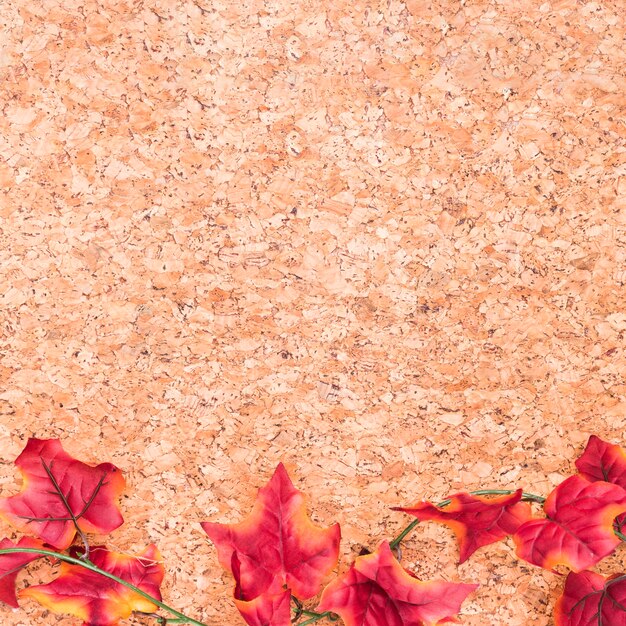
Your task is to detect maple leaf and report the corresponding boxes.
[0,438,125,549]
[230,552,292,626]
[575,435,626,487]
[201,463,340,603]
[318,541,477,626]
[234,589,291,626]
[575,435,626,532]
[0,537,45,607]
[554,570,626,626]
[19,544,164,626]
[393,489,533,563]
[513,475,626,572]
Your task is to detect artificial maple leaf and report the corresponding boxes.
[231,552,291,626]
[317,541,478,626]
[575,435,626,487]
[393,489,533,563]
[234,589,291,626]
[0,438,125,549]
[0,537,45,607]
[513,475,626,572]
[554,570,626,626]
[201,463,340,603]
[575,435,626,536]
[19,544,164,626]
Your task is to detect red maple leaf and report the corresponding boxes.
[234,588,291,626]
[576,435,626,487]
[317,541,477,626]
[394,490,533,563]
[0,537,45,607]
[19,544,164,626]
[201,463,340,605]
[575,435,626,532]
[0,438,125,549]
[513,475,626,571]
[230,552,292,626]
[554,570,626,626]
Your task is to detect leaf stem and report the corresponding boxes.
[299,608,328,618]
[291,596,338,624]
[29,459,110,560]
[614,515,626,542]
[389,488,546,551]
[296,610,338,625]
[0,548,209,626]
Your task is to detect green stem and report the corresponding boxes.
[389,488,546,551]
[298,608,329,618]
[0,548,209,626]
[389,519,420,551]
[291,594,338,624]
[296,610,338,625]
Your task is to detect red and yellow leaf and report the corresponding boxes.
[394,490,533,563]
[575,435,626,533]
[317,541,478,626]
[0,438,125,549]
[0,537,45,607]
[201,463,340,601]
[19,544,164,626]
[513,475,626,572]
[234,589,291,626]
[231,552,291,626]
[555,570,626,626]
[575,435,626,487]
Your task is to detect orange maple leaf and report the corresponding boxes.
[19,545,164,626]
[394,489,533,563]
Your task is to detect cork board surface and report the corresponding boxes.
[0,0,625,624]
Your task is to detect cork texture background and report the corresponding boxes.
[1,0,625,624]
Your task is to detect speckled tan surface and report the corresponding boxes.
[1,0,625,624]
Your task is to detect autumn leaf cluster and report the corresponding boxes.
[0,439,164,626]
[395,435,626,626]
[202,462,477,626]
[0,435,625,626]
